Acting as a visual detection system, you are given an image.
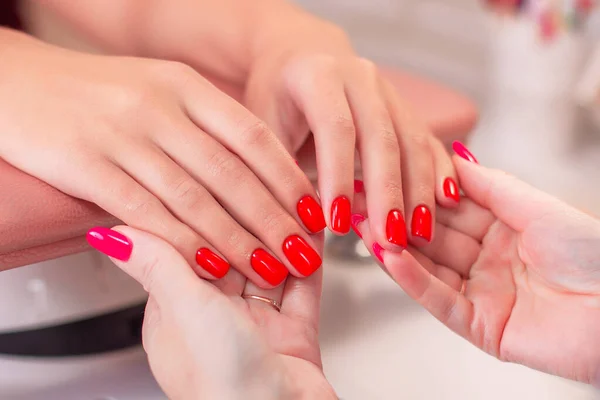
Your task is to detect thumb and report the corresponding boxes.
[86,226,215,304]
[454,156,565,232]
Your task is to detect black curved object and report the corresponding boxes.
[0,303,146,356]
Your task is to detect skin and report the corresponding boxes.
[38,0,459,249]
[107,226,335,400]
[0,28,320,287]
[355,156,600,385]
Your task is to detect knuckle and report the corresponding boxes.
[356,57,378,74]
[239,119,275,148]
[170,177,209,212]
[409,133,431,152]
[259,208,287,236]
[139,252,162,293]
[123,192,163,219]
[206,148,245,180]
[328,113,355,137]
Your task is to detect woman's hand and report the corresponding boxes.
[354,146,600,384]
[0,29,325,287]
[87,226,335,400]
[243,12,459,250]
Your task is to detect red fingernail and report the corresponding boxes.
[297,196,326,233]
[452,141,479,164]
[331,196,351,234]
[372,243,385,263]
[251,249,289,286]
[443,178,460,203]
[386,209,407,248]
[411,205,432,242]
[282,235,322,277]
[354,179,364,193]
[351,214,365,239]
[86,227,132,261]
[196,248,230,279]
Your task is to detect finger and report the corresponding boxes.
[242,280,285,315]
[407,247,463,291]
[454,155,567,232]
[382,80,435,246]
[156,118,322,281]
[436,198,495,242]
[430,137,460,208]
[114,143,288,288]
[286,59,355,235]
[346,60,405,252]
[212,268,246,298]
[88,226,218,306]
[415,223,481,277]
[383,249,474,339]
[280,266,323,331]
[179,72,326,235]
[85,160,224,280]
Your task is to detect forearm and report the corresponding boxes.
[37,0,342,86]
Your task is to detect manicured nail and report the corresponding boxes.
[196,248,230,279]
[386,209,407,248]
[297,196,326,233]
[452,141,479,164]
[251,249,289,286]
[282,235,322,277]
[351,214,366,239]
[86,227,133,261]
[372,243,385,263]
[411,205,432,242]
[443,178,460,203]
[331,195,351,234]
[354,179,364,193]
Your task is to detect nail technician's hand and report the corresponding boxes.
[355,151,600,384]
[244,15,458,249]
[87,226,336,400]
[0,30,324,287]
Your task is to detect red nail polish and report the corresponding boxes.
[331,196,351,234]
[196,248,230,279]
[251,249,289,286]
[297,196,326,233]
[443,178,460,203]
[351,214,365,239]
[386,209,407,248]
[86,227,132,261]
[452,141,479,164]
[282,235,322,277]
[411,205,432,242]
[372,243,385,263]
[354,179,364,193]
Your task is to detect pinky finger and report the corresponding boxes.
[383,249,473,339]
[430,138,461,208]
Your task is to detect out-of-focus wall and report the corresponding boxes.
[294,0,488,102]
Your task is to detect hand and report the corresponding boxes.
[87,226,335,400]
[0,29,325,287]
[244,13,459,249]
[354,149,600,384]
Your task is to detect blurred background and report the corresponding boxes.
[3,0,600,399]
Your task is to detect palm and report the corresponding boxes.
[465,212,600,382]
[380,163,600,385]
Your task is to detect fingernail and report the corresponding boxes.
[196,248,230,279]
[386,209,407,248]
[297,196,326,233]
[354,179,364,193]
[86,227,133,261]
[443,178,460,203]
[331,195,351,234]
[452,141,479,164]
[251,249,289,286]
[411,205,432,242]
[372,243,385,263]
[282,235,322,277]
[351,214,365,239]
